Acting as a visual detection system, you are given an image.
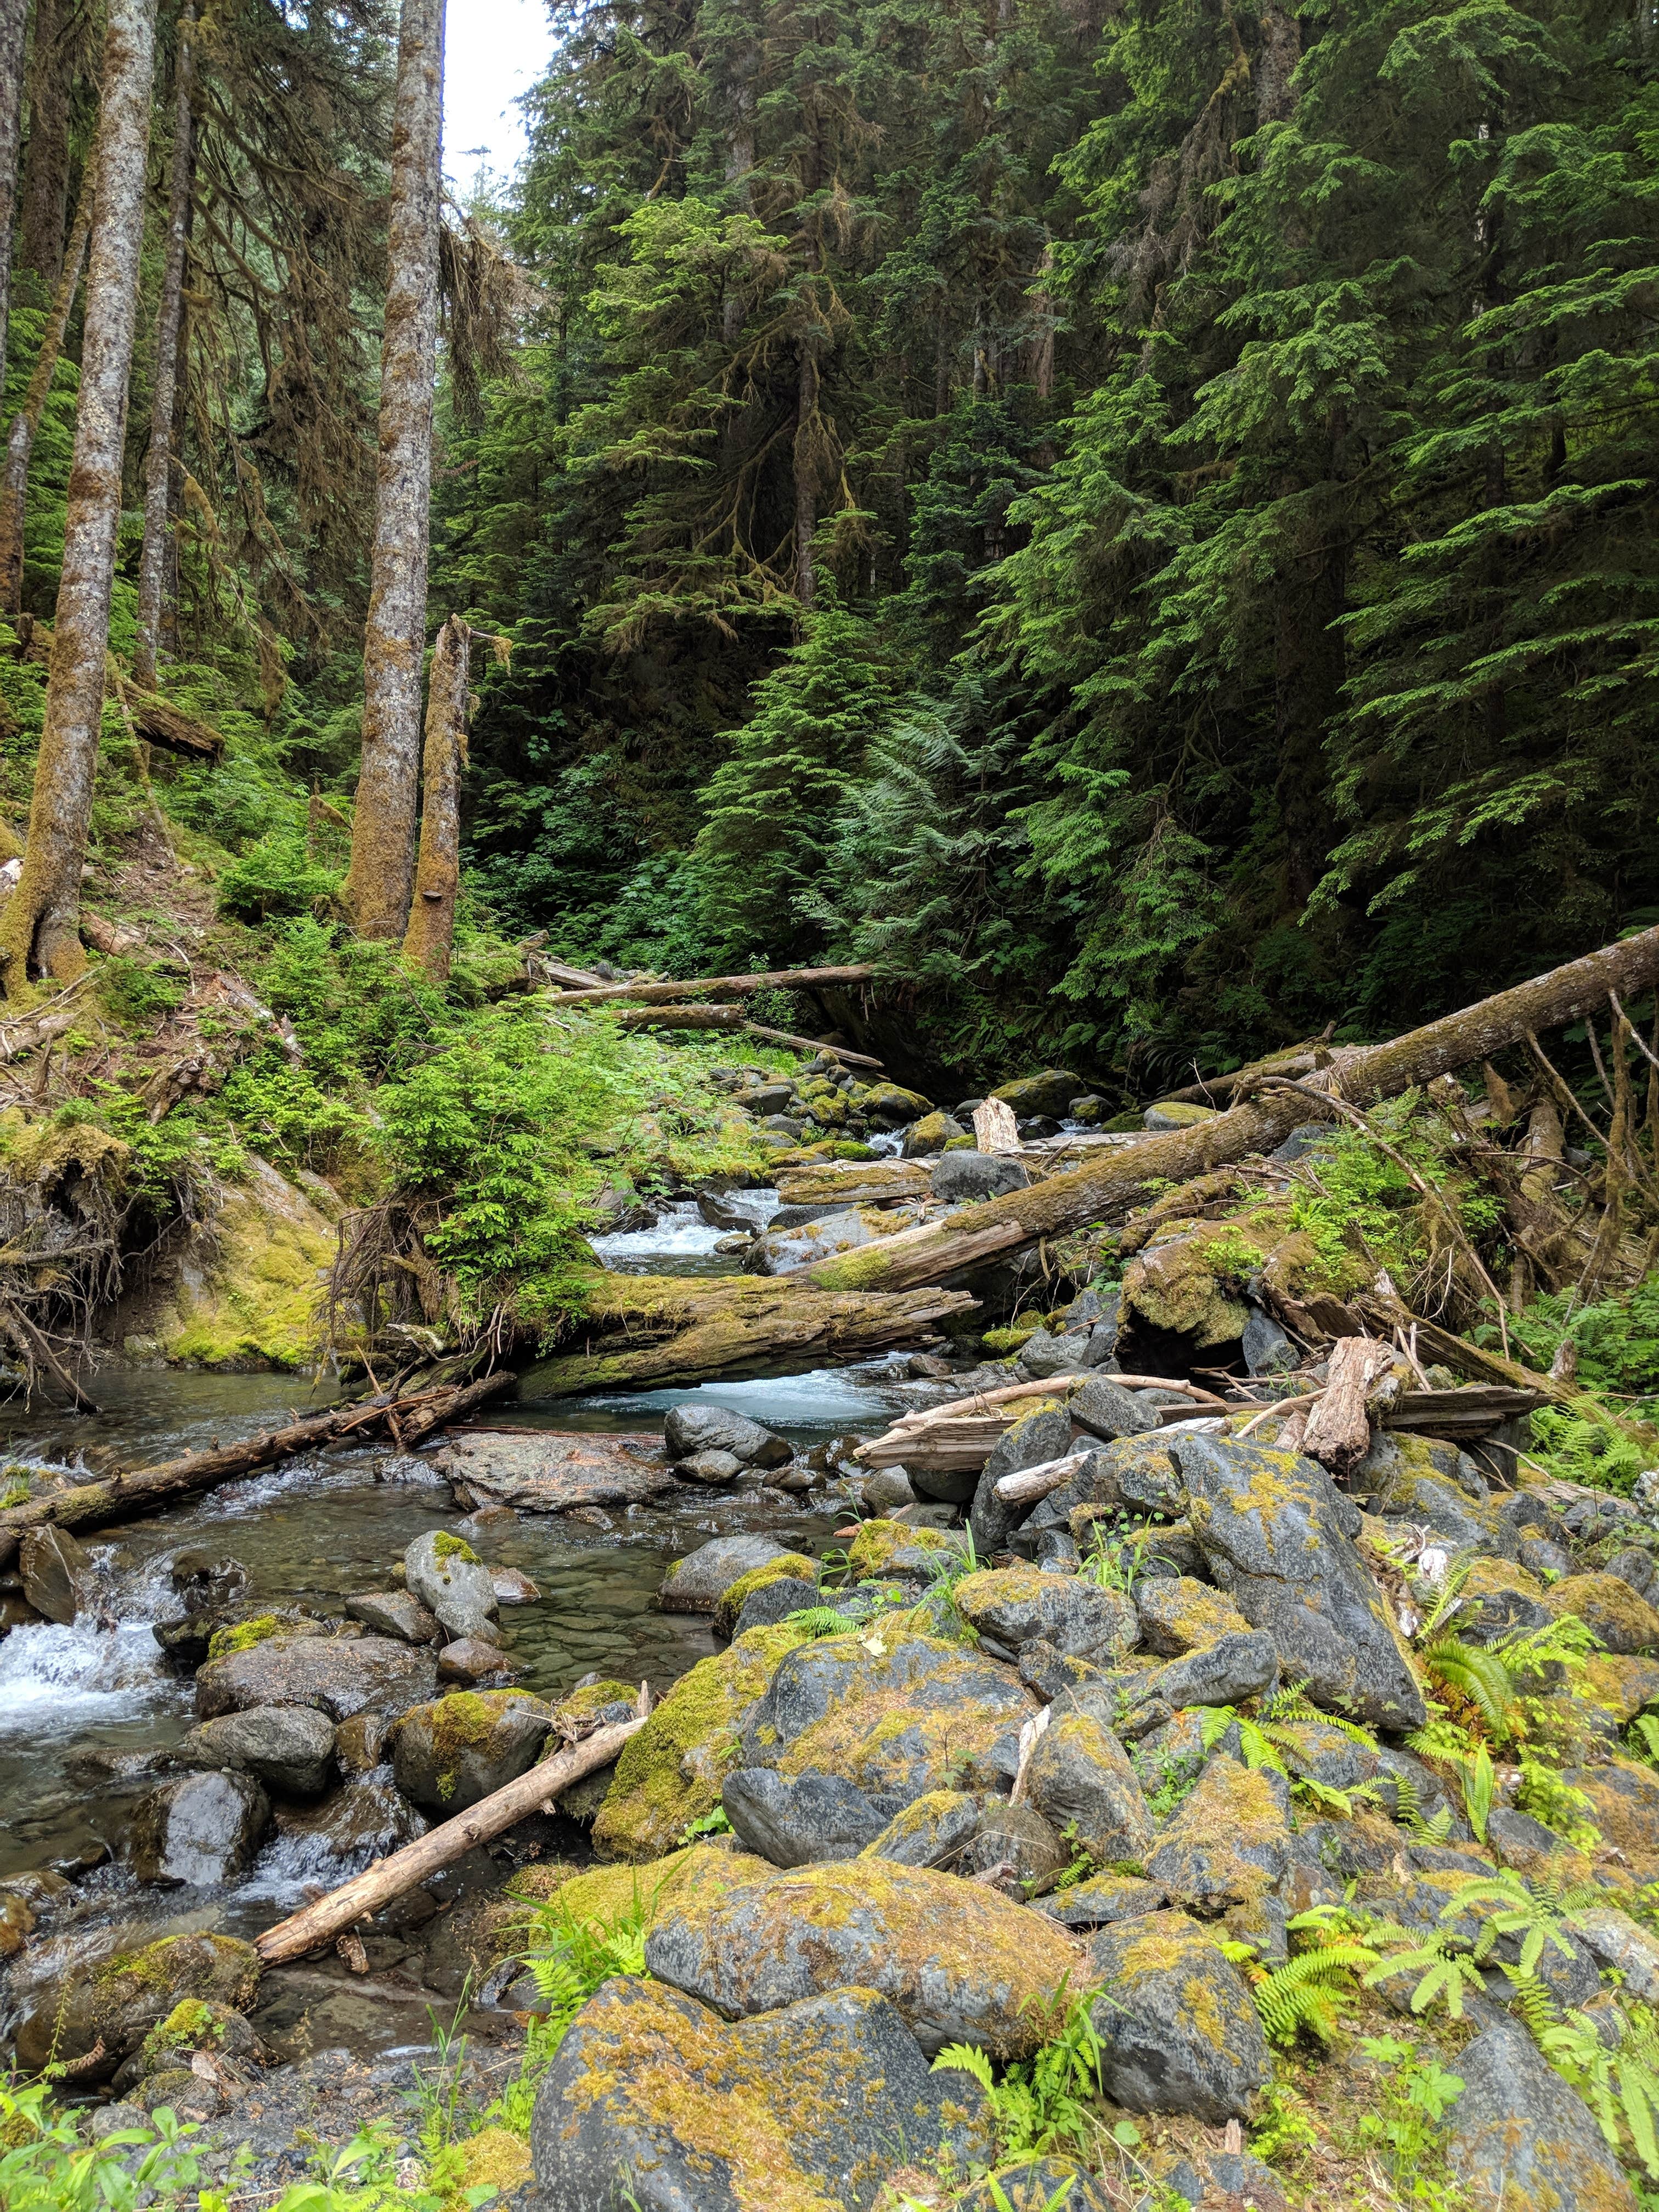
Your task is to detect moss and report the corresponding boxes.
[1549,1572,1659,1652]
[550,1678,638,1729]
[154,1160,338,1369]
[443,2126,532,2212]
[713,1552,819,1637]
[1585,1653,1659,1723]
[843,1519,953,1577]
[144,1998,218,2053]
[204,1612,284,1661]
[432,1532,479,1565]
[415,1689,545,1802]
[981,1312,1048,1356]
[552,1843,772,1937]
[1145,1100,1218,1128]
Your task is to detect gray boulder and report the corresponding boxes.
[957,2164,1110,2212]
[11,1932,261,2078]
[1070,1378,1161,1444]
[344,1590,441,1644]
[992,1071,1085,1118]
[131,1770,270,1886]
[659,1533,792,1612]
[176,1705,335,1796]
[1087,1909,1271,2121]
[1444,2015,1638,2211]
[1035,1871,1165,1930]
[19,1526,96,1624]
[1018,1329,1101,1380]
[194,1633,437,1723]
[673,1448,745,1485]
[1242,1306,1297,1375]
[1146,1756,1291,1913]
[662,1404,792,1468]
[860,1465,917,1512]
[746,1210,885,1276]
[732,1575,825,1638]
[861,1789,982,1869]
[721,1767,902,1867]
[932,1151,1031,1203]
[1176,1433,1426,1729]
[529,1978,986,2211]
[392,1690,551,1814]
[1126,1629,1280,1722]
[404,1531,499,1643]
[1025,1711,1154,1864]
[954,1562,1137,1660]
[971,1402,1076,1554]
[961,1798,1069,1892]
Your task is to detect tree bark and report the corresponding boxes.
[131,0,195,692]
[254,1716,645,1963]
[342,0,445,941]
[805,921,1659,1295]
[0,161,92,618]
[545,963,874,1008]
[1300,1334,1391,1476]
[793,342,819,609]
[0,0,157,996]
[16,0,69,286]
[401,613,470,980]
[0,0,31,393]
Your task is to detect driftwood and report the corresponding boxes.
[994,1451,1091,1505]
[545,964,877,1009]
[1382,1385,1543,1437]
[603,1002,883,1068]
[856,1374,1228,1471]
[0,1369,513,1563]
[974,1099,1020,1155]
[806,923,1659,1297]
[1301,1336,1393,1476]
[255,1716,645,1964]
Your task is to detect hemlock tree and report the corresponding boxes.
[132,0,195,691]
[0,0,158,992]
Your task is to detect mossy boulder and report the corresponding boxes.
[901,1109,966,1156]
[12,1931,261,2075]
[992,1071,1085,1119]
[1459,1555,1552,1637]
[1585,1653,1659,1723]
[1444,2015,1638,2212]
[1024,1711,1154,1865]
[1133,1577,1253,1657]
[592,1623,809,1860]
[861,1788,982,1868]
[405,1529,499,1643]
[1145,1757,1291,1913]
[1035,1870,1166,1931]
[1085,1909,1270,2122]
[1120,1226,1256,1350]
[1560,1758,1659,1865]
[1143,1101,1218,1131]
[713,1551,819,1637]
[194,1631,437,1722]
[392,1689,551,1813]
[953,1562,1138,1662]
[1549,1571,1659,1653]
[128,1155,337,1369]
[547,1843,774,1939]
[645,1857,1080,2058]
[529,1976,988,2212]
[842,1517,958,1579]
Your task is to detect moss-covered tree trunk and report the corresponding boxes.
[342,0,444,941]
[0,0,31,394]
[0,161,92,617]
[16,0,70,287]
[131,0,195,692]
[0,0,156,994]
[401,613,470,981]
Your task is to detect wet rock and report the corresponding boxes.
[404,1531,499,1644]
[195,1633,437,1723]
[955,1562,1138,1661]
[392,1689,551,1813]
[673,1447,746,1484]
[529,1977,986,2212]
[972,1401,1075,1555]
[177,1705,336,1796]
[646,1857,1080,2057]
[994,1071,1085,1119]
[169,1549,249,1612]
[1134,1577,1252,1656]
[862,1788,982,1869]
[1025,1710,1153,1864]
[491,1567,540,1605]
[721,1766,902,1866]
[1146,1757,1291,1913]
[1070,1378,1161,1444]
[1444,2015,1638,2211]
[436,1430,678,1513]
[1035,1870,1164,1930]
[659,1533,793,1612]
[1567,1905,1659,2001]
[1548,1572,1659,1653]
[1086,1909,1270,2121]
[19,1525,95,1624]
[860,1464,917,1513]
[1177,1433,1426,1729]
[932,1151,1031,1202]
[1242,1306,1297,1376]
[274,1765,427,1866]
[131,1770,271,1886]
[958,2163,1110,2212]
[438,1636,523,1683]
[0,1889,35,1956]
[729,1577,825,1641]
[343,1590,441,1644]
[12,1931,262,2077]
[663,1404,792,1468]
[334,1711,391,1773]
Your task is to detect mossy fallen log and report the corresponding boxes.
[524,1271,977,1396]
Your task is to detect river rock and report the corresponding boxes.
[1444,2015,1638,2211]
[274,1767,426,1867]
[1176,1433,1426,1729]
[1086,1910,1270,2120]
[859,1464,917,1513]
[1068,1377,1161,1444]
[529,1977,986,2211]
[334,1711,391,1772]
[721,1766,903,1866]
[345,1590,441,1644]
[176,1705,336,1795]
[404,1531,500,1642]
[194,1631,437,1722]
[993,1071,1085,1119]
[392,1689,551,1813]
[1019,1330,1107,1380]
[662,1404,792,1468]
[746,1207,893,1275]
[491,1568,540,1605]
[659,1532,793,1611]
[861,1788,983,1869]
[435,1429,678,1514]
[954,1561,1138,1660]
[0,1889,35,1957]
[169,1549,249,1612]
[972,1401,1076,1555]
[438,1635,524,1683]
[673,1447,746,1484]
[1034,1871,1165,1929]
[931,1151,1031,1203]
[12,1932,261,2076]
[19,1525,95,1624]
[1146,1757,1291,1912]
[1025,1712,1154,1863]
[646,1858,1080,2057]
[130,1770,272,1886]
[1135,1577,1253,1656]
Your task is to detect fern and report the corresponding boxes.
[932,1987,1106,2163]
[782,1604,855,1637]
[1239,1910,1385,2047]
[1391,1772,1455,1844]
[1362,1926,1487,2019]
[1538,2004,1659,2178]
[1419,1635,1517,1737]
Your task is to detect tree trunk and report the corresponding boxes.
[544,963,874,1008]
[16,0,69,286]
[793,341,820,610]
[0,161,92,617]
[805,921,1659,1295]
[131,0,194,692]
[401,613,470,980]
[0,0,31,389]
[342,0,445,941]
[0,0,156,996]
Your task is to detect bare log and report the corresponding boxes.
[0,1369,512,1559]
[974,1100,1020,1155]
[994,1451,1091,1505]
[402,613,472,981]
[1301,1336,1392,1476]
[601,1002,883,1067]
[544,964,877,1009]
[807,923,1659,1296]
[1158,1029,1337,1107]
[857,1374,1227,1470]
[255,1717,645,1963]
[741,1022,882,1069]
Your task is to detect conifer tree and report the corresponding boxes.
[132,0,195,692]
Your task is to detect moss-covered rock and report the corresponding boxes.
[1145,1757,1291,1913]
[1034,1869,1166,1931]
[1085,1909,1270,2121]
[1143,1101,1218,1130]
[1133,1577,1252,1658]
[1585,1653,1659,1724]
[1549,1572,1659,1654]
[842,1517,957,1579]
[1120,1226,1255,1348]
[1459,1554,1552,1637]
[645,1857,1080,2058]
[392,1689,551,1812]
[592,1623,809,1860]
[992,1071,1084,1119]
[954,1562,1138,1661]
[860,1788,982,1868]
[1560,1758,1659,1865]
[1025,1710,1153,1865]
[548,1843,774,1938]
[714,1552,819,1637]
[12,1932,261,2075]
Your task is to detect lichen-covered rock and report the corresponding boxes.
[962,1798,1069,1892]
[861,1789,981,1868]
[194,1632,437,1723]
[1560,1758,1659,1865]
[663,1403,792,1468]
[1549,1572,1659,1654]
[392,1689,551,1813]
[992,1070,1085,1118]
[1120,1630,1280,1730]
[1457,1556,1552,1638]
[843,1517,962,1578]
[1585,1654,1659,1724]
[721,1767,903,1867]
[404,1531,499,1643]
[12,1932,261,2075]
[957,2162,1111,2212]
[1034,1870,1165,1930]
[972,1402,1075,1555]
[130,1770,270,1886]
[1158,2149,1289,2212]
[1355,1430,1488,1502]
[546,1844,772,1939]
[645,1858,1079,2057]
[529,1976,987,2212]
[592,1624,808,1860]
[954,1562,1138,1660]
[1567,1905,1659,2001]
[713,1552,819,1637]
[1270,1719,1380,1796]
[1146,1758,1291,1913]
[1086,1909,1269,2121]
[1444,2015,1638,2211]
[659,1533,794,1613]
[1176,1434,1426,1729]
[176,1705,336,1796]
[740,1629,1035,1803]
[1134,1577,1252,1657]
[1025,1713,1153,1865]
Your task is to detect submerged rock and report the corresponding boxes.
[131,1770,271,1886]
[13,1932,261,2076]
[435,1429,678,1514]
[1086,1909,1270,2121]
[274,1765,426,1866]
[393,1690,551,1813]
[343,1590,441,1644]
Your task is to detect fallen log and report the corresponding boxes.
[544,964,877,1009]
[1301,1336,1393,1476]
[255,1716,645,1963]
[857,1374,1228,1469]
[0,1369,514,1561]
[1158,1029,1338,1107]
[806,923,1659,1297]
[602,1003,882,1067]
[994,1451,1091,1505]
[1381,1385,1543,1436]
